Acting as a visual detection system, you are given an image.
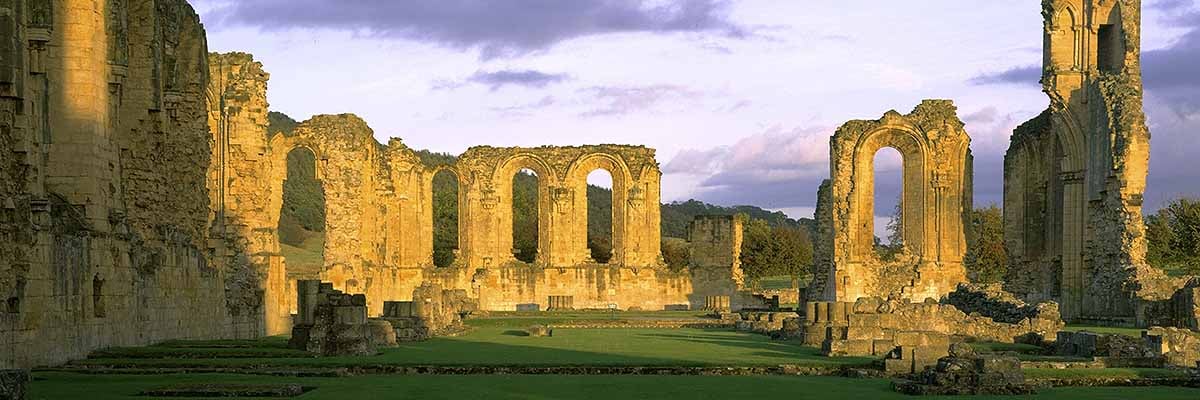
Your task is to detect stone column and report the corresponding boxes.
[296,280,320,325]
[1059,172,1086,321]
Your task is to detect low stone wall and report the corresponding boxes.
[381,283,478,342]
[1148,327,1200,367]
[1055,331,1159,359]
[728,311,800,335]
[881,331,951,375]
[893,343,1036,395]
[943,283,1064,334]
[803,297,1061,353]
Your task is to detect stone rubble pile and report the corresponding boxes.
[893,343,1038,395]
[381,283,477,342]
[288,281,395,356]
[943,283,1064,334]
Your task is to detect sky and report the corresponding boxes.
[193,0,1200,232]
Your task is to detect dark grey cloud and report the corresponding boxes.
[468,70,569,91]
[968,65,1040,86]
[1144,11,1200,114]
[202,0,748,59]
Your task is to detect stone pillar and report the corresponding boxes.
[264,256,290,335]
[1060,177,1085,321]
[296,280,320,325]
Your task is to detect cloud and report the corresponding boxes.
[200,0,748,59]
[1144,10,1200,115]
[964,5,1200,209]
[662,126,833,209]
[490,96,559,118]
[468,70,569,91]
[579,85,701,117]
[968,65,1040,86]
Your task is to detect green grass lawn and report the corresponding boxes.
[29,372,1200,400]
[1024,368,1195,380]
[76,327,872,368]
[281,235,324,279]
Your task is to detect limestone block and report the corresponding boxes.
[872,339,895,356]
[848,313,882,327]
[845,326,885,341]
[367,319,397,348]
[333,306,367,325]
[825,339,872,357]
[527,325,553,337]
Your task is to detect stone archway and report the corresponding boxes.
[815,100,973,303]
[492,154,556,266]
[566,152,633,266]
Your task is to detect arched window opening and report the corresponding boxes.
[587,169,614,264]
[432,169,459,268]
[873,147,904,261]
[512,168,539,263]
[279,147,325,280]
[1097,24,1122,73]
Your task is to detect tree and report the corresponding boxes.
[431,169,459,268]
[965,205,1007,283]
[740,217,814,286]
[876,194,904,261]
[512,171,539,263]
[1146,198,1200,276]
[661,238,691,272]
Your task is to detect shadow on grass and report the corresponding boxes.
[76,328,869,369]
[631,329,875,366]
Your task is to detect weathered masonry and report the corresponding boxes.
[207,54,744,316]
[1003,0,1194,325]
[1,0,262,369]
[810,100,973,303]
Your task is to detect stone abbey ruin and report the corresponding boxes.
[1,0,1198,387]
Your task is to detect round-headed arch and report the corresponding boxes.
[495,153,557,184]
[849,123,930,259]
[565,152,634,184]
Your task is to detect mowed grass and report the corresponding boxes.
[77,327,870,368]
[29,372,1200,400]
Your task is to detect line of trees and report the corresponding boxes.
[1146,198,1200,276]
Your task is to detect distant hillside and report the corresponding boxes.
[661,199,814,239]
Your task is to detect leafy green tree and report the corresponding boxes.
[512,171,539,263]
[587,184,614,263]
[740,219,775,281]
[1146,198,1200,276]
[740,217,814,286]
[661,237,691,272]
[431,169,458,268]
[965,205,1007,283]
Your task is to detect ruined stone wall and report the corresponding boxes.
[819,100,973,303]
[1004,0,1191,324]
[1,0,256,369]
[207,52,289,335]
[451,145,662,269]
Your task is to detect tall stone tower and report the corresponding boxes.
[1005,0,1176,324]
